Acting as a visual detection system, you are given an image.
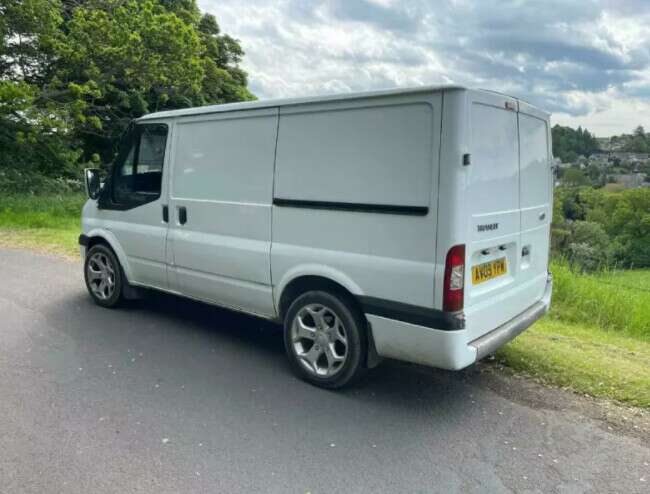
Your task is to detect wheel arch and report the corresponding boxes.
[83,229,133,282]
[275,265,363,319]
[278,275,363,321]
[275,268,381,369]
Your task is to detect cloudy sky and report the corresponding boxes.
[198,0,650,136]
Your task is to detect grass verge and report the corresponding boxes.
[497,318,650,408]
[496,260,650,408]
[0,194,84,258]
[551,261,650,339]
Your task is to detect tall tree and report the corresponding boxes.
[49,0,254,161]
[552,124,599,163]
[634,125,645,138]
[0,0,81,178]
[1,0,254,178]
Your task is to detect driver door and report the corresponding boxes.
[97,122,171,290]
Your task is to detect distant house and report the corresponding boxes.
[610,152,649,163]
[589,153,609,166]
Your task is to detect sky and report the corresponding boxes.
[198,0,650,137]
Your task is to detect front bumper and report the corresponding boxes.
[366,275,553,370]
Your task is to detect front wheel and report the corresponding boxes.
[284,291,367,389]
[84,244,124,308]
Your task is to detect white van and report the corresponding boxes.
[80,85,553,388]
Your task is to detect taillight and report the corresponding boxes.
[443,244,465,312]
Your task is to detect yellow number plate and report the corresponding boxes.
[472,258,507,285]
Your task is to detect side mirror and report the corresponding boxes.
[84,168,103,200]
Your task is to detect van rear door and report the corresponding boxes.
[517,101,552,298]
[464,91,551,340]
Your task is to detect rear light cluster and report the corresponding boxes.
[443,244,465,312]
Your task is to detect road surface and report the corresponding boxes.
[0,247,648,493]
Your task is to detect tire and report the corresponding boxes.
[84,244,124,308]
[284,290,367,389]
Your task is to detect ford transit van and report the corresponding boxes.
[80,85,553,388]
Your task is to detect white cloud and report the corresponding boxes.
[199,0,650,135]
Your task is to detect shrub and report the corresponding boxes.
[552,187,650,270]
[566,221,617,271]
[0,169,83,195]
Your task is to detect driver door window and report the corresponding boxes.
[113,124,168,206]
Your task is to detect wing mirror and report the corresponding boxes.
[84,168,103,200]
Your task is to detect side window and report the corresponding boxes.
[113,124,168,205]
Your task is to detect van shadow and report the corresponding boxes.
[54,289,474,416]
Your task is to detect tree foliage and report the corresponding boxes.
[622,125,650,153]
[552,124,599,163]
[552,187,650,270]
[1,0,254,180]
[0,0,79,179]
[599,125,650,153]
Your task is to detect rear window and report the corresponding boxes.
[519,114,550,209]
[470,103,519,212]
[274,103,434,207]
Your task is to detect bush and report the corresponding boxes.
[552,186,650,270]
[0,169,83,195]
[566,221,619,271]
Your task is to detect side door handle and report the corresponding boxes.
[162,205,169,223]
[178,206,187,225]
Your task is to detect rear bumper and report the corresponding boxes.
[367,275,552,370]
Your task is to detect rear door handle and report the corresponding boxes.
[162,205,169,223]
[178,206,187,225]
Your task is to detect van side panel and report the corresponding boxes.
[271,94,442,310]
[274,103,433,207]
[433,89,471,311]
[167,109,278,317]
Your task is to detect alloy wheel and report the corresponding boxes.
[86,251,116,301]
[290,303,349,377]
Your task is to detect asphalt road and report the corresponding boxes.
[0,247,648,493]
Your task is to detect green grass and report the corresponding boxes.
[0,194,84,257]
[596,268,650,289]
[497,261,650,407]
[497,318,650,408]
[1,193,649,407]
[550,261,650,339]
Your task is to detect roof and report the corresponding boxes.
[138,84,551,121]
[138,84,467,121]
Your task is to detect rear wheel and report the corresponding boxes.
[284,291,366,389]
[84,244,123,308]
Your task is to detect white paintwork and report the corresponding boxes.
[138,84,465,122]
[371,277,553,370]
[166,108,278,317]
[368,315,478,370]
[275,100,434,206]
[80,123,173,290]
[81,85,553,371]
[271,92,441,309]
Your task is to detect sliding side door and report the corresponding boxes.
[166,109,279,318]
